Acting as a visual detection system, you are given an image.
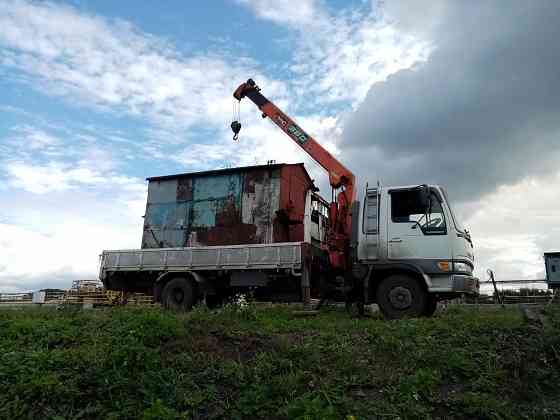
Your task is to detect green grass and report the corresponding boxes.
[1,304,559,420]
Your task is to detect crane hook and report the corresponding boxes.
[231,120,242,141]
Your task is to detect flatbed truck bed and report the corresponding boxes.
[99,242,314,309]
[100,242,306,274]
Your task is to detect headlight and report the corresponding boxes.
[453,262,473,274]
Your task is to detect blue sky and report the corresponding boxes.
[1,0,559,292]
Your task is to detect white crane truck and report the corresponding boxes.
[99,80,478,319]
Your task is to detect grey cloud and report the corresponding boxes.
[341,1,560,202]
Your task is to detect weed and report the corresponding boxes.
[0,305,558,419]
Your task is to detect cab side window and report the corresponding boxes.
[390,189,446,235]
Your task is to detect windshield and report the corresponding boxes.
[408,192,446,234]
[440,187,465,232]
[390,188,446,234]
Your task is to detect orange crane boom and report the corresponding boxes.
[232,79,355,269]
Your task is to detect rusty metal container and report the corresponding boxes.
[141,163,316,248]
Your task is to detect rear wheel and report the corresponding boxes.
[161,277,197,311]
[376,274,427,320]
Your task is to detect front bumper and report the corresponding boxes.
[428,274,479,295]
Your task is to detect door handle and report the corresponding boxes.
[389,238,402,243]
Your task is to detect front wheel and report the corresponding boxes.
[161,277,197,311]
[376,274,428,320]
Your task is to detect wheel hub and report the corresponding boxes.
[389,286,412,309]
[173,288,184,303]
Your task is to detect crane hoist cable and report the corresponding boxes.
[231,98,242,141]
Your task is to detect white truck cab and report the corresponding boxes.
[353,184,479,318]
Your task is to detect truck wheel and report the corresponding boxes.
[376,274,427,320]
[161,277,197,311]
[422,296,438,317]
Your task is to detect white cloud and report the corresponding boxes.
[234,0,321,26]
[23,127,60,150]
[1,122,130,194]
[6,161,103,194]
[3,143,144,195]
[459,171,560,286]
[0,104,32,116]
[238,0,431,105]
[0,125,63,159]
[0,0,286,133]
[295,20,430,106]
[0,142,147,291]
[0,187,145,292]
[0,0,425,175]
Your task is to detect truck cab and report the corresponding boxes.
[354,184,479,318]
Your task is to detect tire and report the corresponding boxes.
[376,274,428,320]
[161,277,197,311]
[422,295,438,317]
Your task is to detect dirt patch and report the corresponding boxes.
[439,382,466,401]
[273,332,310,347]
[346,384,386,401]
[162,331,277,363]
[47,337,80,349]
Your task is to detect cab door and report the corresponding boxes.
[386,188,451,260]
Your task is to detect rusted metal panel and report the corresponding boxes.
[241,168,280,244]
[192,200,218,228]
[142,202,190,248]
[145,202,189,227]
[176,178,192,201]
[275,164,312,242]
[147,179,178,203]
[193,173,242,201]
[141,163,315,249]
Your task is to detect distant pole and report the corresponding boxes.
[487,269,504,307]
[548,288,559,306]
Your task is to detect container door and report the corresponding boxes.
[287,172,308,241]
